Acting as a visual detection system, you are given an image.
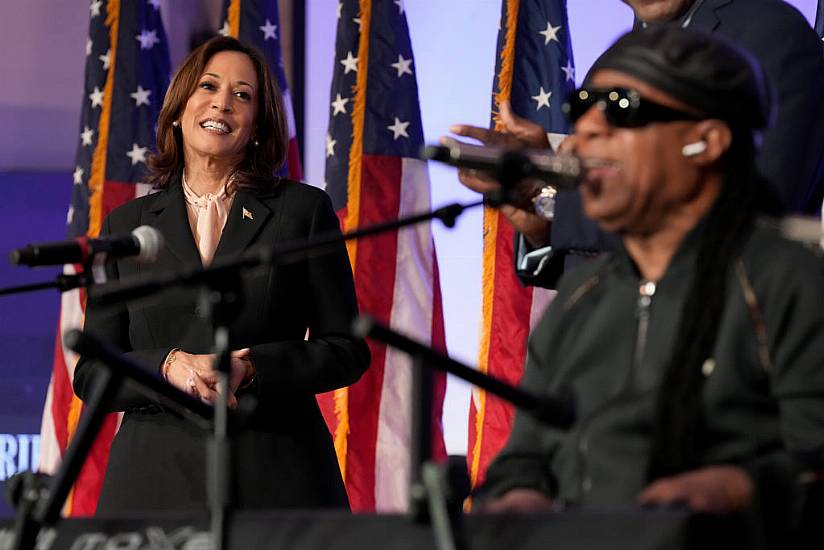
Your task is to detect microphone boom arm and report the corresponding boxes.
[352,314,575,430]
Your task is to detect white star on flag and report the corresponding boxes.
[561,60,575,83]
[331,93,350,116]
[531,86,552,110]
[219,21,230,37]
[73,166,84,185]
[353,17,362,30]
[130,86,152,107]
[136,29,160,50]
[390,54,413,77]
[340,51,359,74]
[89,86,104,108]
[66,205,74,225]
[86,38,92,56]
[337,2,343,19]
[80,126,94,146]
[126,143,148,165]
[326,134,337,157]
[90,0,102,17]
[147,0,161,9]
[394,0,405,13]
[259,19,277,40]
[387,117,410,140]
[99,49,111,71]
[539,21,561,45]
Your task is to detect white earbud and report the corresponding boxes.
[681,140,708,157]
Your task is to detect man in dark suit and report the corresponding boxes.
[452,0,824,289]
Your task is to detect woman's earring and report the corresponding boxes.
[172,120,180,128]
[252,139,260,147]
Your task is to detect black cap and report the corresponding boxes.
[587,25,773,132]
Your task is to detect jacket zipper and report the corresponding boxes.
[634,280,657,369]
[574,279,657,500]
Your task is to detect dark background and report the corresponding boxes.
[0,172,71,517]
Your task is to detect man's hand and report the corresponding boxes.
[474,488,555,514]
[639,465,755,514]
[447,101,556,247]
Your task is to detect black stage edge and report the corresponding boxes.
[0,509,755,550]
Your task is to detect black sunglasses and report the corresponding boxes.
[562,87,703,128]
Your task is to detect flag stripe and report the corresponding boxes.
[469,0,575,492]
[323,0,448,512]
[330,0,376,490]
[40,0,171,516]
[374,157,436,510]
[345,154,403,510]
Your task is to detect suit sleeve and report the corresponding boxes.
[514,191,620,289]
[72,216,175,411]
[249,192,370,397]
[732,7,824,214]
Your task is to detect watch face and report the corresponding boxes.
[532,188,556,221]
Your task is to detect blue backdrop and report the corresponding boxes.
[0,172,71,517]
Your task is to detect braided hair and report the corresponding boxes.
[646,130,781,479]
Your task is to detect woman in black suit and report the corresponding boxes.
[73,36,370,513]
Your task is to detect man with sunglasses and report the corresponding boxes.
[471,27,824,545]
[452,0,824,290]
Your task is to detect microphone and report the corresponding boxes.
[9,225,164,267]
[423,136,586,189]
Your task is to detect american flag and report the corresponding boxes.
[38,0,170,516]
[219,0,302,180]
[318,0,448,511]
[467,0,575,492]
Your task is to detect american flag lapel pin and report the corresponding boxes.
[242,207,253,221]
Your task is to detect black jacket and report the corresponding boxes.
[481,220,824,527]
[73,178,370,513]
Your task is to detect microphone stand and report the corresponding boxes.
[11,330,216,550]
[197,270,244,550]
[352,315,576,430]
[86,197,493,550]
[352,315,577,550]
[0,273,91,297]
[89,198,490,308]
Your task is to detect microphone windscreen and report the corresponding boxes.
[421,144,451,163]
[132,226,164,263]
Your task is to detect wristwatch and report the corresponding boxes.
[532,185,557,221]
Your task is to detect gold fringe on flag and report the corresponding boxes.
[87,0,120,239]
[227,0,241,37]
[332,0,374,481]
[469,0,520,492]
[65,0,121,515]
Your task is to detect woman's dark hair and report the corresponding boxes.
[147,36,288,192]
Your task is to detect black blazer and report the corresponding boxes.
[521,0,824,288]
[73,178,370,513]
